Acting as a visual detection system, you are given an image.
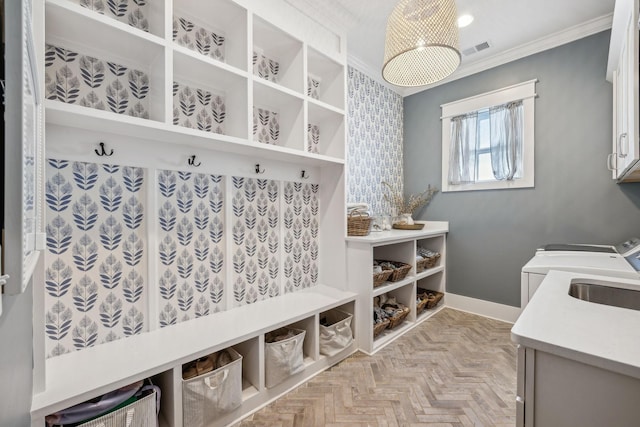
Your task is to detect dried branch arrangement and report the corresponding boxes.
[382,181,439,215]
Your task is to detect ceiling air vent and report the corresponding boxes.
[462,41,491,56]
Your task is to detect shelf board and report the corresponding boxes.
[241,382,260,401]
[308,97,345,117]
[253,78,305,105]
[45,101,345,167]
[46,0,166,67]
[415,265,445,281]
[31,284,356,418]
[416,303,446,323]
[373,276,415,297]
[373,320,414,351]
[173,44,248,81]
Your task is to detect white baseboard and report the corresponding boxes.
[445,293,521,323]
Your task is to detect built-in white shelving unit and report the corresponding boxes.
[31,0,352,425]
[346,223,448,354]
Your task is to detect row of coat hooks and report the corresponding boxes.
[94,142,310,179]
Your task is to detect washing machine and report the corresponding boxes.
[521,237,640,308]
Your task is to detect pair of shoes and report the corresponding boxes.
[182,355,215,380]
[215,349,233,369]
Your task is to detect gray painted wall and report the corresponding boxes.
[404,31,640,307]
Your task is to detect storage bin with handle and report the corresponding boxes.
[264,327,306,388]
[45,380,159,427]
[182,348,243,427]
[319,310,353,357]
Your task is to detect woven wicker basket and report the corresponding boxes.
[347,212,372,236]
[387,306,410,329]
[416,296,429,315]
[416,253,441,272]
[373,269,393,287]
[376,260,411,282]
[373,318,390,337]
[417,289,444,313]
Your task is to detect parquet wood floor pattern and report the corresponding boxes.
[237,308,517,427]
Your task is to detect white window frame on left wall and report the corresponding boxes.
[441,79,537,192]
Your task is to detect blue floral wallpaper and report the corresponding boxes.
[173,15,225,62]
[253,107,280,145]
[43,160,321,357]
[282,182,319,294]
[44,160,147,358]
[173,81,226,134]
[230,177,280,306]
[347,66,403,215]
[79,0,150,33]
[157,171,226,326]
[44,44,150,119]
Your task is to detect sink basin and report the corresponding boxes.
[569,282,640,311]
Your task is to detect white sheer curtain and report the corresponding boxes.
[489,100,523,181]
[448,112,477,185]
[448,100,523,184]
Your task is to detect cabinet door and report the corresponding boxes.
[616,1,640,178]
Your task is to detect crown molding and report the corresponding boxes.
[401,12,614,97]
[347,53,404,95]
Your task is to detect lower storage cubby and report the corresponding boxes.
[264,327,307,388]
[416,288,444,315]
[373,287,412,339]
[45,380,160,427]
[319,308,354,357]
[416,273,445,317]
[182,348,243,427]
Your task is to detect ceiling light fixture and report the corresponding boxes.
[457,14,474,28]
[382,0,461,87]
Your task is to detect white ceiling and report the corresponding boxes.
[286,0,616,96]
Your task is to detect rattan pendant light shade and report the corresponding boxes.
[382,0,461,87]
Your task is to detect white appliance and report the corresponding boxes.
[521,237,640,308]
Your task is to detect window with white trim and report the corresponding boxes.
[441,80,537,192]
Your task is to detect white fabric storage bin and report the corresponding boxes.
[182,348,243,427]
[319,310,354,356]
[77,390,157,427]
[264,328,306,388]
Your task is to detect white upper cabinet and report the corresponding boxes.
[607,0,640,182]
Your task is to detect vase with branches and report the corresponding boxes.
[382,181,439,225]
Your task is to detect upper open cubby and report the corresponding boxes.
[59,0,166,38]
[307,46,345,110]
[173,49,249,139]
[308,102,345,159]
[252,16,304,94]
[253,81,304,150]
[173,0,248,72]
[45,0,166,122]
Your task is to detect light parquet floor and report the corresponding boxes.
[237,308,517,427]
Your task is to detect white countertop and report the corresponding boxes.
[346,221,448,244]
[512,270,640,379]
